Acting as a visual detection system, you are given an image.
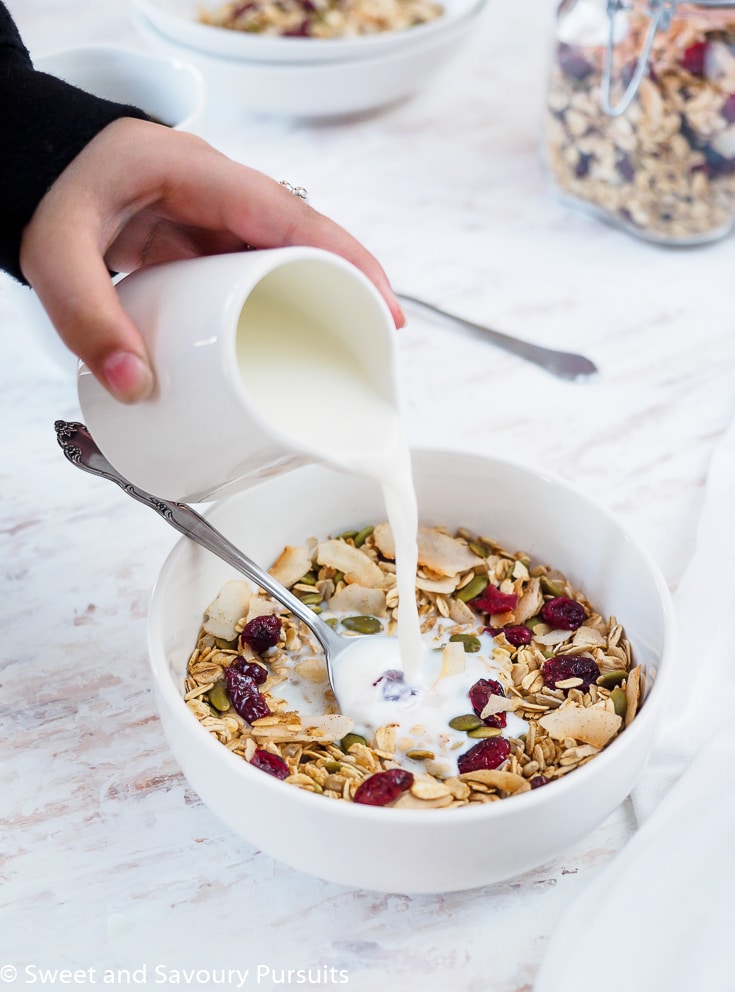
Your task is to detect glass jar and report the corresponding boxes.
[545,0,735,244]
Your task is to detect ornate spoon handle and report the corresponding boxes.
[54,420,344,662]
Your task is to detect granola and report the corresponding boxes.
[198,0,443,39]
[545,3,735,243]
[184,523,642,809]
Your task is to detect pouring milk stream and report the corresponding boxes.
[235,289,425,687]
[235,279,525,756]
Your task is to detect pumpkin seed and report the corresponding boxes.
[540,575,565,597]
[341,732,368,752]
[455,574,489,603]
[596,669,628,689]
[325,617,339,629]
[337,529,358,541]
[299,593,323,606]
[449,633,481,653]
[353,525,374,548]
[406,749,436,761]
[448,713,483,731]
[298,571,317,586]
[214,635,238,650]
[469,540,490,558]
[467,726,503,739]
[209,679,231,713]
[324,761,342,773]
[610,685,627,718]
[342,615,383,635]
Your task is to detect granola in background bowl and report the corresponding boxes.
[199,0,444,38]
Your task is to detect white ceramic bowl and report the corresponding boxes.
[148,450,674,893]
[133,0,484,63]
[132,0,487,117]
[35,45,205,132]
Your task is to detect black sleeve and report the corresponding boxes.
[0,2,151,282]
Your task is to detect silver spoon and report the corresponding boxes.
[397,293,598,381]
[54,420,350,703]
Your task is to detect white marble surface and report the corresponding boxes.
[2,0,735,989]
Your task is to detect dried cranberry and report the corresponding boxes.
[558,43,594,82]
[240,614,282,653]
[703,144,735,178]
[723,94,735,123]
[469,678,507,729]
[230,656,268,685]
[457,737,510,775]
[283,18,310,35]
[225,666,271,723]
[470,585,518,615]
[250,749,290,779]
[575,152,593,178]
[501,625,532,647]
[373,669,417,703]
[530,775,549,789]
[539,596,586,630]
[486,623,531,647]
[682,41,707,76]
[616,153,635,183]
[542,655,600,692]
[353,768,414,806]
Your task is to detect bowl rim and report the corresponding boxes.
[147,446,676,824]
[132,0,489,64]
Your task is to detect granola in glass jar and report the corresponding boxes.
[545,0,735,244]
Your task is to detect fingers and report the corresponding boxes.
[21,218,155,403]
[19,118,405,407]
[144,137,406,328]
[231,179,407,328]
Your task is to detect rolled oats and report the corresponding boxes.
[185,523,642,808]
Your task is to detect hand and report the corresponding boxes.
[20,117,404,403]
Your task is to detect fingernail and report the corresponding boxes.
[103,351,154,403]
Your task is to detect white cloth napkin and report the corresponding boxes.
[535,415,735,992]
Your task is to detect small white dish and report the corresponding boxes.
[132,0,484,63]
[148,449,675,893]
[35,44,205,132]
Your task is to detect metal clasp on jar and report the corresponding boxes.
[601,0,677,115]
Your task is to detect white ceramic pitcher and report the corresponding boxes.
[77,247,400,502]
